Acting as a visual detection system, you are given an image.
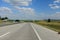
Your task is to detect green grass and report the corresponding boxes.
[34,21,60,32]
[0,20,3,23]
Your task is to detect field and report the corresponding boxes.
[34,20,60,32]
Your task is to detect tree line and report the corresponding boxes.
[0,16,8,20]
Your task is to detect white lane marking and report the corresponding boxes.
[0,32,10,38]
[31,24,42,40]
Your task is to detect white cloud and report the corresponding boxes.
[49,0,60,9]
[36,13,51,20]
[50,12,60,19]
[3,0,32,6]
[14,6,38,20]
[2,0,37,20]
[54,0,60,3]
[0,7,60,20]
[37,12,60,20]
[49,4,60,9]
[0,7,37,20]
[0,7,20,19]
[15,6,35,15]
[0,7,13,17]
[39,12,60,19]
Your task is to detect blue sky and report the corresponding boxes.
[0,0,60,20]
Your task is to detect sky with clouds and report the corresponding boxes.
[0,0,60,20]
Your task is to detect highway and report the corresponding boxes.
[0,23,60,40]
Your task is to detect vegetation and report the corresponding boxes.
[4,17,8,19]
[48,18,51,22]
[0,16,60,32]
[34,20,60,32]
[15,20,20,22]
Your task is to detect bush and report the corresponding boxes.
[15,20,20,22]
[48,19,51,22]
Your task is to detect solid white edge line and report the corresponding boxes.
[31,23,42,40]
[0,32,10,38]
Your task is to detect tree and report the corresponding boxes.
[15,20,20,22]
[1,18,5,20]
[4,17,8,19]
[58,32,60,34]
[48,18,51,22]
[0,16,1,20]
[1,17,8,21]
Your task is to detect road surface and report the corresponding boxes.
[31,23,60,40]
[0,23,60,40]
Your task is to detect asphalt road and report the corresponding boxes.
[31,23,60,40]
[0,23,60,40]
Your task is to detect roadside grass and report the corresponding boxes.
[0,20,3,23]
[35,21,60,32]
